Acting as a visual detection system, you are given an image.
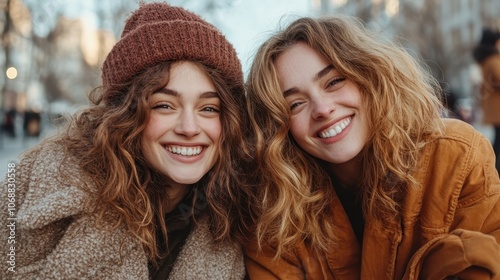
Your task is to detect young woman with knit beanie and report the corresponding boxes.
[0,2,250,279]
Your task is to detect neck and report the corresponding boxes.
[164,187,191,213]
[327,158,362,189]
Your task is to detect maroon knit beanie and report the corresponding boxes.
[102,2,243,95]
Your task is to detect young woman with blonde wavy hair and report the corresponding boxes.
[244,15,500,279]
[0,3,250,279]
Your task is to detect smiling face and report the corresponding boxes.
[275,42,369,175]
[141,61,221,197]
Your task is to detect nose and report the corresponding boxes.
[174,110,201,137]
[311,96,335,120]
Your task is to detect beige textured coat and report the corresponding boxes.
[0,141,245,279]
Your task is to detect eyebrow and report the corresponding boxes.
[315,65,334,82]
[154,88,220,99]
[283,65,334,98]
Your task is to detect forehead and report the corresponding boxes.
[170,61,211,82]
[166,61,216,92]
[274,42,330,89]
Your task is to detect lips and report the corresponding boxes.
[166,145,203,156]
[318,117,351,139]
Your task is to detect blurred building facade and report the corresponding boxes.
[313,0,500,101]
[1,0,115,115]
[1,0,31,110]
[2,0,499,116]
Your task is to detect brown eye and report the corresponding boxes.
[202,106,220,113]
[290,101,303,110]
[152,103,172,110]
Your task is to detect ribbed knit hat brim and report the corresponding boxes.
[101,3,243,95]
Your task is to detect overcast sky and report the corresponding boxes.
[61,0,313,76]
[22,0,313,77]
[175,0,313,75]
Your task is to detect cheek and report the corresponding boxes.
[141,120,157,153]
[142,121,155,139]
[289,115,309,140]
[208,120,222,143]
[144,114,168,137]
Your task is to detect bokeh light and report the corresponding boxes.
[6,67,18,80]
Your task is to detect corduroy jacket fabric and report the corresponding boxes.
[0,140,245,279]
[245,119,500,279]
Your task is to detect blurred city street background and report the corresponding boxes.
[1,0,499,177]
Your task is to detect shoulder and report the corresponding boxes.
[431,118,488,151]
[418,118,498,196]
[1,141,149,278]
[417,118,495,188]
[440,118,477,136]
[169,216,246,279]
[16,139,88,185]
[13,139,97,230]
[426,119,493,168]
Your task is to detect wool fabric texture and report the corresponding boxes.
[0,141,246,279]
[102,2,243,95]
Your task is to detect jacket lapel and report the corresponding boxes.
[362,218,402,280]
[327,192,362,278]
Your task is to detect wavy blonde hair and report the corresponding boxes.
[57,60,250,261]
[246,16,444,257]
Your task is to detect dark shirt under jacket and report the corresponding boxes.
[332,177,365,246]
[149,188,206,279]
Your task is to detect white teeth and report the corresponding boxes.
[167,146,202,156]
[319,117,351,139]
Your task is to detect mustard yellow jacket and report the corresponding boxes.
[245,119,500,279]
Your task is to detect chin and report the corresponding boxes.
[171,175,204,185]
